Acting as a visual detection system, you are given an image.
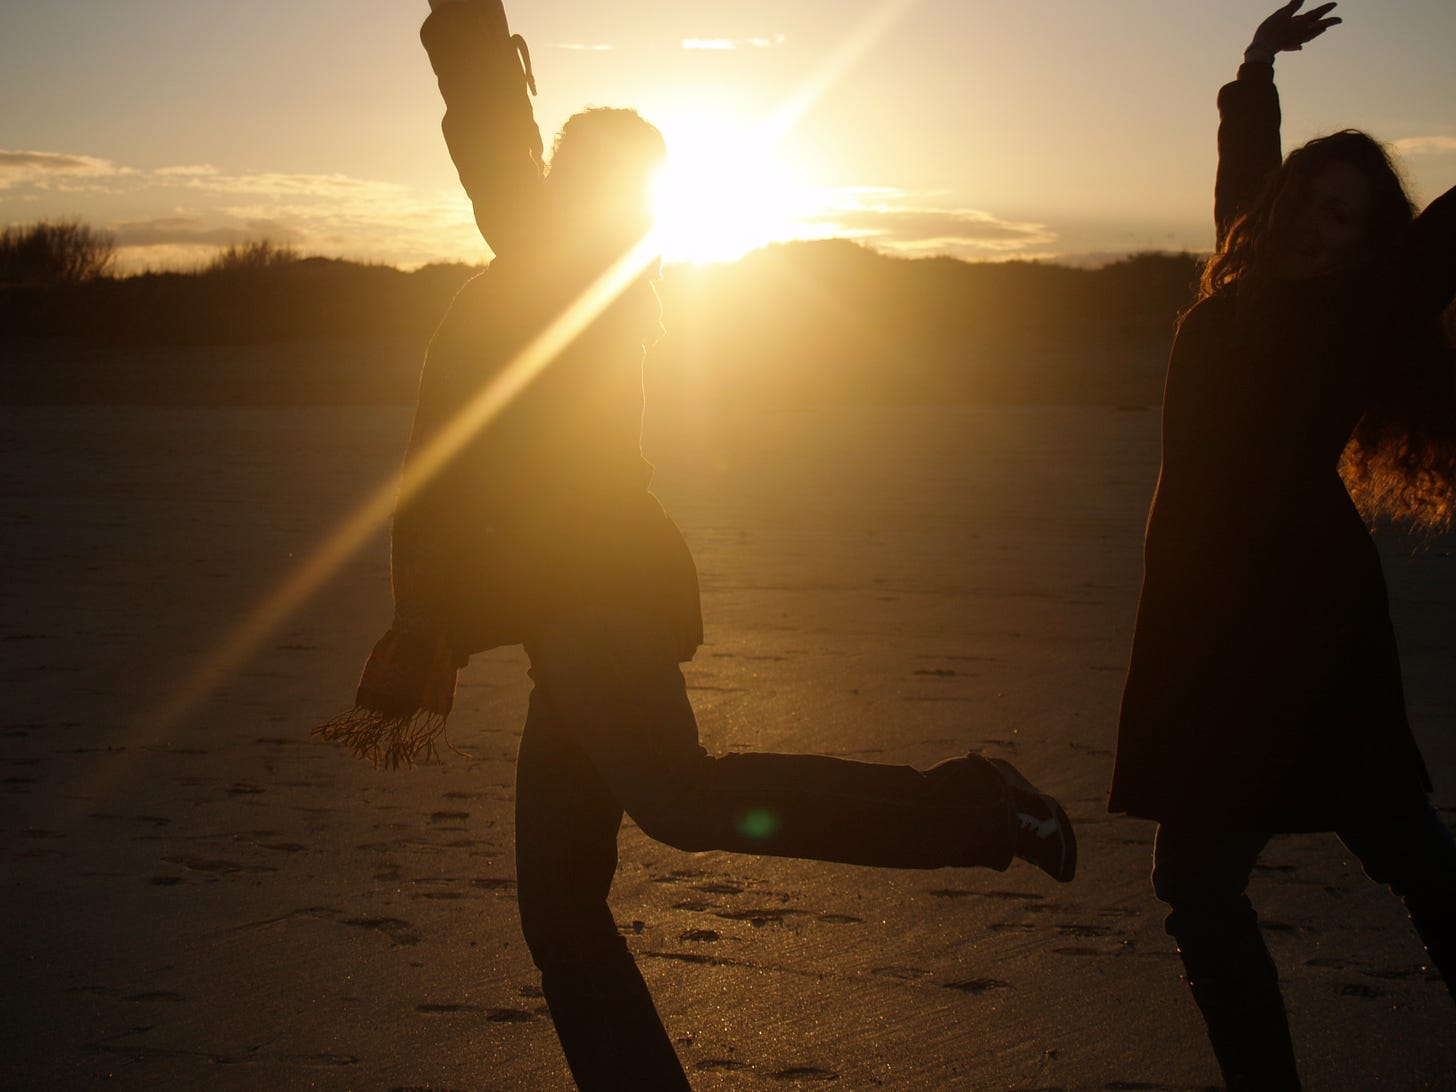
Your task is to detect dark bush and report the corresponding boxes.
[0,219,116,285]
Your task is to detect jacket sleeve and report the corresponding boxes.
[420,2,544,258]
[1214,62,1282,249]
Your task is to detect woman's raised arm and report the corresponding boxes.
[421,0,544,259]
[1212,2,1341,247]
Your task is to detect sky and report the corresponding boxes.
[2,0,1454,271]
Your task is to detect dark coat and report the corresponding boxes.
[397,4,702,661]
[1108,64,1456,830]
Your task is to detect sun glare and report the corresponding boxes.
[650,119,812,264]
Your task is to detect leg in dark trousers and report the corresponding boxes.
[1340,798,1456,1003]
[515,607,1036,1087]
[525,609,1016,870]
[1152,824,1300,1091]
[515,687,691,1091]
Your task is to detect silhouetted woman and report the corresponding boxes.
[1108,2,1456,1087]
[319,2,1076,1088]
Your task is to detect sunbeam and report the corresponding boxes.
[143,233,662,740]
[141,0,923,745]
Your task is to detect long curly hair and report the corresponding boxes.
[1200,129,1456,533]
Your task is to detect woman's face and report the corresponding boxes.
[1274,160,1371,279]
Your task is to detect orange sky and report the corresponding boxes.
[2,1,1454,270]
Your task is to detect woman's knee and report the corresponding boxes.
[601,753,719,851]
[624,789,716,852]
[1152,826,1267,943]
[518,885,628,972]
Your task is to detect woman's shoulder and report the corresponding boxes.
[1175,294,1236,341]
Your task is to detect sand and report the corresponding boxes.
[3,389,1455,1090]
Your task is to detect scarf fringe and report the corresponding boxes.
[312,706,470,770]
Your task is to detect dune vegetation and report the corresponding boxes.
[1,220,1203,407]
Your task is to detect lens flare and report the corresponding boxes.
[143,233,662,740]
[736,807,783,840]
[142,0,924,750]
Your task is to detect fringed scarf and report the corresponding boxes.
[313,624,464,769]
[315,0,539,769]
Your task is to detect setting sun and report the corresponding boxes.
[650,117,815,264]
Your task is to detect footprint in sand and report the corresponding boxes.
[1361,966,1433,981]
[1055,924,1118,938]
[652,867,709,883]
[342,917,421,946]
[278,1053,359,1067]
[694,1058,749,1072]
[672,898,716,913]
[1336,982,1386,998]
[770,1065,840,1081]
[943,977,1013,995]
[160,856,276,876]
[1260,920,1308,935]
[871,966,934,981]
[644,951,721,966]
[930,888,1044,902]
[485,1008,540,1022]
[90,812,170,828]
[693,880,746,895]
[714,907,805,927]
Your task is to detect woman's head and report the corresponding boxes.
[1197,131,1454,533]
[1203,130,1415,297]
[546,107,666,253]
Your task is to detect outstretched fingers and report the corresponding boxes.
[1294,3,1342,46]
[1253,1,1341,55]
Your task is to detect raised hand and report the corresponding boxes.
[1249,1,1342,59]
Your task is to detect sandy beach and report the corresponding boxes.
[4,388,1455,1089]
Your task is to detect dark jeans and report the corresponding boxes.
[1152,806,1456,1090]
[514,609,1015,1090]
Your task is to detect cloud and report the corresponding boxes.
[1,148,485,270]
[112,215,303,248]
[1392,135,1456,157]
[682,35,785,50]
[0,149,133,190]
[167,170,408,202]
[800,191,1057,257]
[153,164,222,178]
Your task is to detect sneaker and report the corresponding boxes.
[990,758,1076,882]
